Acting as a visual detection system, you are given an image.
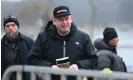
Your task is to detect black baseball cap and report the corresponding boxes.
[53,6,71,18]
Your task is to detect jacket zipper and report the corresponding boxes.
[63,41,66,57]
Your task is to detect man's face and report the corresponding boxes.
[4,22,18,39]
[109,37,119,47]
[53,15,72,33]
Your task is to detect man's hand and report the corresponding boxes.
[69,64,78,70]
[51,65,58,68]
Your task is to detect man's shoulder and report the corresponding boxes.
[35,31,49,43]
[25,36,33,42]
[20,33,33,42]
[1,35,6,44]
[1,34,6,41]
[97,49,116,57]
[38,31,47,37]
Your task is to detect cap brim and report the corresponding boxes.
[54,13,71,18]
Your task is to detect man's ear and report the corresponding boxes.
[52,18,56,25]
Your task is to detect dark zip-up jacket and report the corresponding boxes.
[28,23,97,69]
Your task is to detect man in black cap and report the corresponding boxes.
[1,15,34,80]
[94,27,127,72]
[28,5,97,80]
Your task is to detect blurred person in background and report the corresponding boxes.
[94,27,127,72]
[28,5,97,80]
[1,15,34,80]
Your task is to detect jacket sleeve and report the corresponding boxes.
[76,34,98,69]
[96,53,112,70]
[27,32,52,66]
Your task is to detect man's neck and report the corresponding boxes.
[57,29,70,36]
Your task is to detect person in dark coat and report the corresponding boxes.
[1,15,34,80]
[28,6,97,80]
[94,27,127,72]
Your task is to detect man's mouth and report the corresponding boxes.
[9,31,13,33]
[61,25,68,28]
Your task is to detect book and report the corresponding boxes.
[56,57,70,68]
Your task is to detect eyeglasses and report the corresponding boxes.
[3,15,18,21]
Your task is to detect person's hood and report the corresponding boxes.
[94,38,117,54]
[45,20,53,31]
[46,23,77,40]
[94,38,110,50]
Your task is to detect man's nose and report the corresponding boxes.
[9,25,13,29]
[62,20,67,24]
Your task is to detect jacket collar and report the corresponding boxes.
[46,23,77,40]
